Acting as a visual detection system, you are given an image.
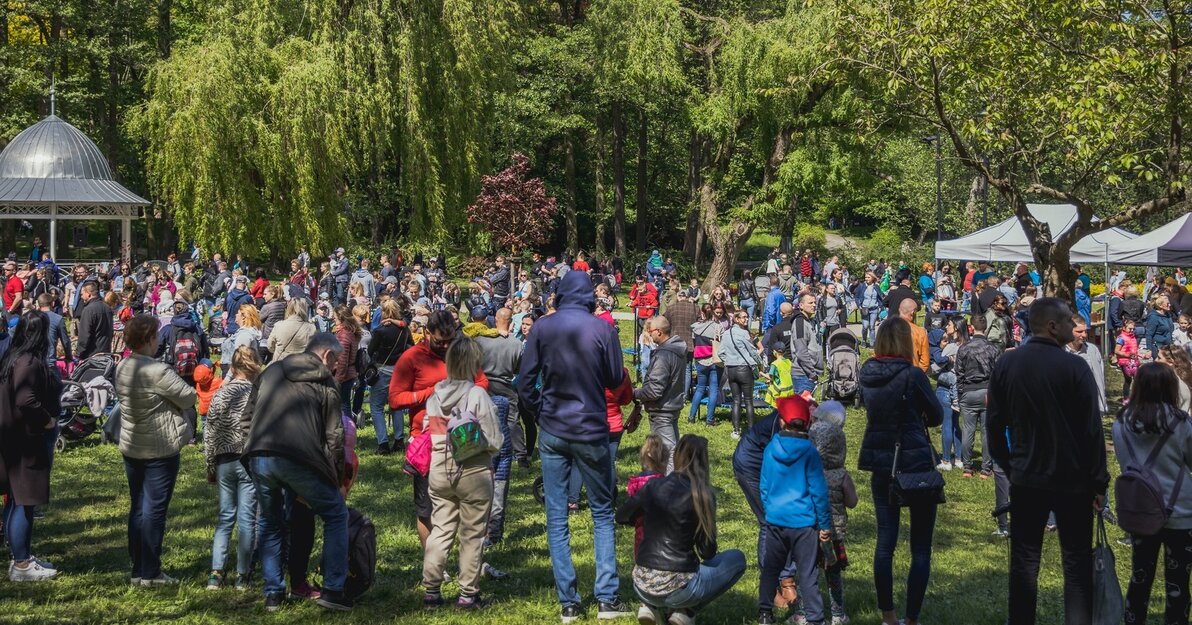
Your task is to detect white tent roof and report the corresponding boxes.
[934,204,1136,263]
[1106,213,1192,266]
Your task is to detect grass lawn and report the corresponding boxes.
[9,319,1151,625]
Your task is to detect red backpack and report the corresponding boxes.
[171,329,200,378]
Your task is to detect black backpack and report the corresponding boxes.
[344,507,376,600]
[1115,426,1185,536]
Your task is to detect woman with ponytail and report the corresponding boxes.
[616,434,746,625]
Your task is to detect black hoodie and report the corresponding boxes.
[242,352,344,486]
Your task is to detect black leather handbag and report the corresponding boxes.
[888,438,947,506]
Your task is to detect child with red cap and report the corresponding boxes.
[757,394,832,625]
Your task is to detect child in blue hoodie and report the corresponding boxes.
[758,395,832,625]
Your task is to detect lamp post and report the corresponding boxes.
[922,135,943,241]
[982,156,990,228]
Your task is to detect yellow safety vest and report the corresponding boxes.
[766,358,795,407]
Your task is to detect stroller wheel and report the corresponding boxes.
[532,475,545,505]
[54,435,67,454]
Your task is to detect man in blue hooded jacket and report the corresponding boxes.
[517,270,631,623]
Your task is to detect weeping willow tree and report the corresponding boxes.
[133,0,518,256]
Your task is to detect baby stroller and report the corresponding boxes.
[823,328,861,406]
[207,309,227,356]
[57,353,121,452]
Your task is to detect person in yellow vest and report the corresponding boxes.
[766,341,795,408]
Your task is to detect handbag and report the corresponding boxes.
[364,326,404,387]
[888,426,947,506]
[403,431,433,477]
[1092,514,1124,625]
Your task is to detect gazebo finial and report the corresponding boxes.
[50,78,55,116]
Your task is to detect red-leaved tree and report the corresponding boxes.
[467,152,558,255]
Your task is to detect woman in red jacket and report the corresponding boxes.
[333,305,361,415]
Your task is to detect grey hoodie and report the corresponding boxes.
[426,380,504,472]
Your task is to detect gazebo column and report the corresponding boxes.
[49,204,57,261]
[121,213,131,264]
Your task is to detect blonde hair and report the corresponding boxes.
[639,434,669,474]
[352,304,370,325]
[232,346,262,380]
[874,317,915,361]
[381,299,402,322]
[349,282,364,298]
[285,298,309,322]
[237,304,261,329]
[445,336,483,380]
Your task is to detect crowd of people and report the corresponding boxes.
[1,239,1192,625]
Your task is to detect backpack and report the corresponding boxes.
[170,328,200,378]
[1115,427,1185,536]
[343,507,376,600]
[355,346,371,377]
[447,406,491,463]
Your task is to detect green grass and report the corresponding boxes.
[11,328,1154,625]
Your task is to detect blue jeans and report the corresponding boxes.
[539,429,620,605]
[339,379,355,416]
[639,343,653,379]
[569,432,622,504]
[3,499,34,562]
[689,363,722,424]
[792,376,816,396]
[871,473,938,621]
[637,549,747,613]
[861,307,880,346]
[739,299,756,331]
[936,373,960,462]
[123,454,181,579]
[368,366,394,445]
[212,460,257,576]
[250,455,348,595]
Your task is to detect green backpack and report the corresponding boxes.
[447,407,490,463]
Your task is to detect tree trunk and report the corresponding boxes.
[683,130,701,258]
[778,194,798,254]
[699,181,755,291]
[1040,259,1077,304]
[563,131,579,254]
[105,28,120,176]
[612,101,627,258]
[594,119,607,258]
[157,0,172,59]
[634,107,648,250]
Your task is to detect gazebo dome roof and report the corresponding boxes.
[0,114,148,206]
[0,115,115,180]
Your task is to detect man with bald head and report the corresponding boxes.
[987,297,1108,625]
[899,297,930,372]
[765,302,797,360]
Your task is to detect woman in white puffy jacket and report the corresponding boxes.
[114,314,197,587]
[420,337,503,610]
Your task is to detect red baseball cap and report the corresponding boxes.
[777,392,816,427]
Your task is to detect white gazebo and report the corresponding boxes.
[0,109,147,262]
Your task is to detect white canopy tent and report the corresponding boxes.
[1105,213,1192,266]
[934,204,1136,263]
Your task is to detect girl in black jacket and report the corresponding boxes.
[617,435,746,625]
[857,318,943,625]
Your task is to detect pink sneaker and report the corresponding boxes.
[289,581,321,600]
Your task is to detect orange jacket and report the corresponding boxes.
[194,364,222,416]
[910,324,930,373]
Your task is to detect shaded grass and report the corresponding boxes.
[11,331,1158,625]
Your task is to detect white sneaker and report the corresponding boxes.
[953,460,963,470]
[731,430,741,440]
[637,604,658,624]
[936,461,953,471]
[139,572,179,587]
[9,559,58,582]
[832,615,851,625]
[668,609,694,625]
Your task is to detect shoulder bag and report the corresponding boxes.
[888,375,946,506]
[364,326,404,387]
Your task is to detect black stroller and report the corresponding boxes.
[57,353,121,451]
[822,328,861,406]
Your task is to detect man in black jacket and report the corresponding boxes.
[987,298,1108,625]
[954,313,999,477]
[635,316,688,473]
[883,277,918,319]
[76,283,113,361]
[243,333,351,612]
